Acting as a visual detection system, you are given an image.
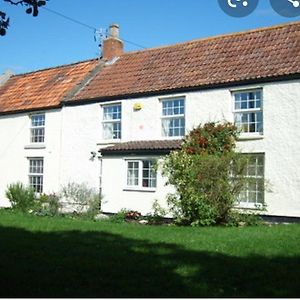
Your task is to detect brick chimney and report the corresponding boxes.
[102,24,124,61]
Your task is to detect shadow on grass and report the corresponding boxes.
[0,225,299,297]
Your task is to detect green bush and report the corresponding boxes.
[162,122,254,226]
[5,182,36,213]
[225,210,264,227]
[35,193,62,217]
[146,200,168,225]
[109,209,128,223]
[85,194,101,219]
[59,182,101,218]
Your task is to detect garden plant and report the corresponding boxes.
[162,121,260,226]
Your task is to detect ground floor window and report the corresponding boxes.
[236,154,264,208]
[29,158,44,193]
[126,159,157,189]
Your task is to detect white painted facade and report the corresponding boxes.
[0,79,299,217]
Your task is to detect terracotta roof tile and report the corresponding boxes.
[1,22,299,114]
[73,21,300,102]
[0,59,99,114]
[101,140,182,154]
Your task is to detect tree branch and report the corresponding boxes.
[3,0,24,5]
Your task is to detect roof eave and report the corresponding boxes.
[65,73,300,106]
[0,104,62,116]
[101,148,179,156]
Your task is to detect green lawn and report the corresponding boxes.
[0,210,299,297]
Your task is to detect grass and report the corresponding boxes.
[0,209,299,297]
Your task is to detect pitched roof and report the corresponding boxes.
[1,22,299,114]
[101,140,182,155]
[0,59,99,114]
[72,21,300,102]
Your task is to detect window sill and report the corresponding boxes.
[123,187,156,193]
[97,140,121,146]
[162,136,184,140]
[24,144,46,149]
[237,134,264,141]
[234,202,264,210]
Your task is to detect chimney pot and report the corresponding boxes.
[102,23,124,61]
[109,23,119,39]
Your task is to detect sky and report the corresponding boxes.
[0,0,299,75]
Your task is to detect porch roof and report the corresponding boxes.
[100,139,182,155]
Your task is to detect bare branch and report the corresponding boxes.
[3,0,24,5]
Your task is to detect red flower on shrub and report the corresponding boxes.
[198,137,207,147]
[125,210,141,220]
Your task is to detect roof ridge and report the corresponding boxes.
[11,57,99,78]
[8,21,299,77]
[123,20,300,56]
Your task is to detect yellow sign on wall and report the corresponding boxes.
[133,103,142,111]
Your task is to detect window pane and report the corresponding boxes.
[241,101,247,109]
[113,122,121,139]
[142,160,157,188]
[31,114,45,143]
[234,111,263,134]
[29,176,43,193]
[103,105,121,120]
[29,158,44,193]
[237,154,264,205]
[103,123,113,139]
[29,159,43,174]
[162,99,184,116]
[127,162,139,186]
[103,122,121,140]
[31,128,45,143]
[31,114,45,127]
[235,101,241,110]
[241,93,247,101]
[162,117,185,137]
[103,105,121,140]
[249,99,255,109]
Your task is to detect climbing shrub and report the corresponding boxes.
[162,121,250,226]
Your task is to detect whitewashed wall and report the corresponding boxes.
[100,80,300,217]
[0,109,62,206]
[0,79,299,217]
[58,104,101,189]
[101,157,173,215]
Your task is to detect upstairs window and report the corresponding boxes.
[161,98,185,137]
[236,154,264,208]
[29,158,44,193]
[102,104,121,140]
[233,90,263,134]
[30,114,45,143]
[126,159,157,190]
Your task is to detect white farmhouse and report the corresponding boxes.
[0,22,299,219]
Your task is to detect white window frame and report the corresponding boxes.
[124,158,157,191]
[161,97,185,138]
[233,89,263,137]
[102,103,122,141]
[236,153,265,209]
[30,113,45,144]
[28,157,44,193]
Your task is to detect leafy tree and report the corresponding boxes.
[162,121,255,226]
[0,0,47,36]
